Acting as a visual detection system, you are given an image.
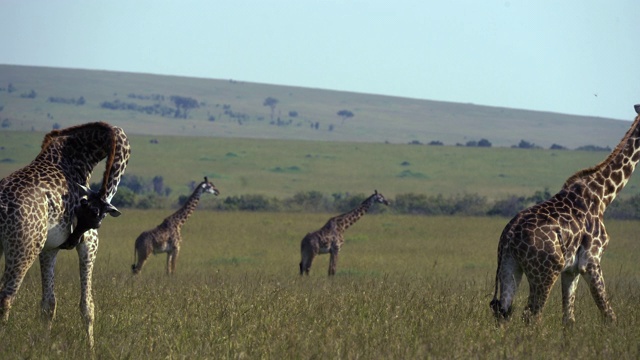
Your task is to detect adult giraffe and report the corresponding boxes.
[491,105,640,325]
[131,177,219,275]
[0,122,130,349]
[299,190,389,276]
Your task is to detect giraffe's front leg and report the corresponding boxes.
[39,249,60,325]
[77,231,98,350]
[169,246,180,275]
[328,243,340,276]
[582,262,616,323]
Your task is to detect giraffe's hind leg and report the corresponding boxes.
[0,230,43,322]
[561,271,580,325]
[0,257,38,322]
[523,271,559,324]
[39,249,59,325]
[299,235,317,276]
[131,237,151,274]
[300,250,316,275]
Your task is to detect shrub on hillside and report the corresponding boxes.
[576,145,612,152]
[220,195,281,211]
[284,191,332,212]
[606,194,640,220]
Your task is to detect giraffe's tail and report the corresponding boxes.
[131,246,137,273]
[492,247,501,299]
[489,264,502,319]
[490,234,510,320]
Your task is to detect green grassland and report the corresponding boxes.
[3,131,640,204]
[0,64,634,149]
[2,65,640,358]
[1,211,639,358]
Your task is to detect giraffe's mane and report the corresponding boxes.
[41,122,113,149]
[564,113,640,187]
[331,193,376,220]
[40,122,118,197]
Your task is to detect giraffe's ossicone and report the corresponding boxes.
[491,105,640,325]
[0,122,130,349]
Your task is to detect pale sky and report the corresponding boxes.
[1,0,639,120]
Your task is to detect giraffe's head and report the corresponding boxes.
[201,176,220,196]
[76,184,121,229]
[372,190,390,206]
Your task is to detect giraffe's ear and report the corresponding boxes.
[105,202,121,217]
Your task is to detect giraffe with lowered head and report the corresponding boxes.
[0,122,130,349]
[299,190,389,276]
[491,104,640,325]
[132,177,219,275]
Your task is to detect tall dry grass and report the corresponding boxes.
[1,211,639,358]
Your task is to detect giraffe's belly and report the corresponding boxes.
[44,224,70,249]
[319,246,331,254]
[153,242,173,254]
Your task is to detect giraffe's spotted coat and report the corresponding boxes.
[491,106,640,325]
[131,177,219,275]
[0,122,130,349]
[299,190,389,276]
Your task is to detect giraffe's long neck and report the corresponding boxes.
[565,111,640,209]
[166,185,205,228]
[332,195,376,232]
[41,122,130,202]
[99,126,130,202]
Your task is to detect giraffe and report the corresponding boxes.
[299,190,390,276]
[0,122,130,349]
[131,177,219,275]
[490,105,640,325]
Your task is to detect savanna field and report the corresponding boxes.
[1,211,639,359]
[1,66,640,358]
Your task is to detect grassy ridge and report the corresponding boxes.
[2,131,640,203]
[0,64,633,148]
[1,211,639,358]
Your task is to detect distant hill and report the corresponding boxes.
[0,64,633,148]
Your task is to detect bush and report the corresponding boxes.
[487,195,527,217]
[607,194,640,220]
[285,191,332,212]
[220,195,280,212]
[394,193,450,215]
[550,143,567,150]
[477,139,492,147]
[576,145,611,152]
[111,187,136,208]
[451,193,489,215]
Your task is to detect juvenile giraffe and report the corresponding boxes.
[0,122,130,349]
[491,105,640,325]
[131,177,219,275]
[299,190,389,276]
